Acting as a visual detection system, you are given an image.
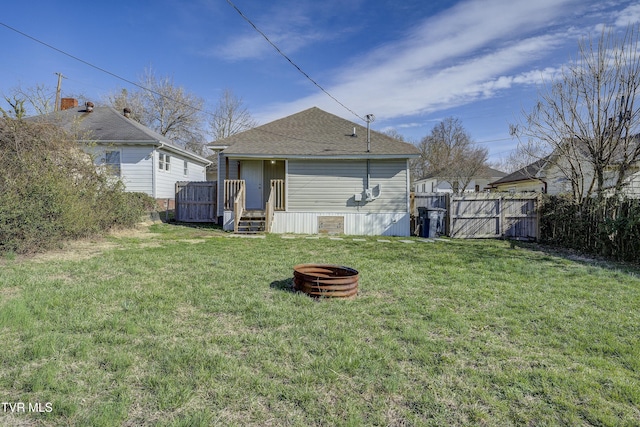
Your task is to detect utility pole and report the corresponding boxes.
[54,72,66,111]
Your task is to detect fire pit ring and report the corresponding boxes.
[293,264,359,298]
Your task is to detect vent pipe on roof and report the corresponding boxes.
[123,107,132,118]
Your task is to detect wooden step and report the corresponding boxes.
[242,210,266,218]
[235,210,267,234]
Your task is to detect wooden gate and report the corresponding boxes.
[175,181,217,222]
[450,193,539,240]
[412,192,540,240]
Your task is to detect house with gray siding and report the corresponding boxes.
[34,101,211,205]
[212,107,420,236]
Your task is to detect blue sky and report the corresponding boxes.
[2,0,640,162]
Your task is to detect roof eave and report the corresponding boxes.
[80,139,211,165]
[223,153,419,160]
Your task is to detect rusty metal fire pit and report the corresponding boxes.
[293,264,359,298]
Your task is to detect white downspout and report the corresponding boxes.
[406,159,411,213]
[366,114,373,194]
[152,146,158,199]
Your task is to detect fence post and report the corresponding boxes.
[499,196,505,238]
[446,193,452,237]
[536,193,542,241]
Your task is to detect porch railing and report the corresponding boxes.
[271,179,285,211]
[265,180,285,233]
[233,184,245,233]
[224,180,245,211]
[266,187,274,233]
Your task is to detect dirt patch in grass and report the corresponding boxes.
[18,239,118,263]
[4,223,162,264]
[176,239,207,245]
[0,286,21,303]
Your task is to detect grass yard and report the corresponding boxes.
[0,223,639,426]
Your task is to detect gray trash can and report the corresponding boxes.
[426,208,446,237]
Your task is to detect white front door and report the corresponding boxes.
[241,160,263,209]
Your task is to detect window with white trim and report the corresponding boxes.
[183,160,188,176]
[104,150,121,177]
[159,153,170,171]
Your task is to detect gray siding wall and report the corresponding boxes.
[87,144,206,199]
[287,159,408,213]
[121,146,153,194]
[155,149,207,199]
[87,145,154,195]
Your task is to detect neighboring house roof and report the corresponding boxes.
[490,157,550,186]
[416,166,506,183]
[214,107,420,159]
[31,105,211,165]
[481,166,508,178]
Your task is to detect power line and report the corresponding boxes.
[225,0,366,123]
[0,21,352,147]
[475,137,515,144]
[0,22,145,93]
[0,20,403,148]
[0,21,223,124]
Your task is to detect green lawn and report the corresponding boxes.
[1,224,639,426]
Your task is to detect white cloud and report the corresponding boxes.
[614,3,640,27]
[214,0,355,61]
[258,0,582,123]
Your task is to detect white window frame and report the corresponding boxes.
[183,160,188,177]
[159,152,170,172]
[102,149,121,177]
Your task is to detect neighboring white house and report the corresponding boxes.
[413,167,506,193]
[211,107,420,236]
[33,100,211,205]
[489,154,640,197]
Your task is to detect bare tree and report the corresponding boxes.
[3,83,55,116]
[382,128,408,142]
[415,117,488,193]
[106,68,207,155]
[209,89,258,141]
[105,88,145,122]
[494,137,550,173]
[382,129,424,180]
[1,95,27,119]
[514,25,640,201]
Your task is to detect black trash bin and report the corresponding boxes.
[417,207,446,238]
[417,207,429,238]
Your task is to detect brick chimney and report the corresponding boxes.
[60,98,78,110]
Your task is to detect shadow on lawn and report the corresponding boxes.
[270,277,296,293]
[509,239,640,276]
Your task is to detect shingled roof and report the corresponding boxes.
[215,107,420,159]
[417,166,506,182]
[490,157,550,186]
[32,105,210,164]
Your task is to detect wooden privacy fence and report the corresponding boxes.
[175,181,217,222]
[413,192,540,240]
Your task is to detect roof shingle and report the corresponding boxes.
[215,107,420,158]
[31,105,209,163]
